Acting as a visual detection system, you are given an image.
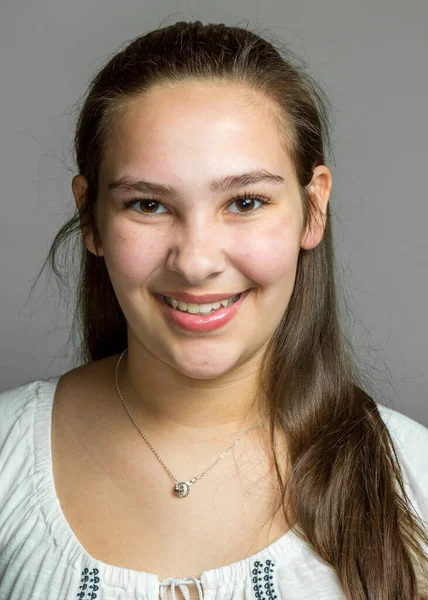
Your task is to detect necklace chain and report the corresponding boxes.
[114,348,271,497]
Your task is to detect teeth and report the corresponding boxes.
[165,294,241,314]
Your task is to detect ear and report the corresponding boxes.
[72,174,104,257]
[300,165,332,250]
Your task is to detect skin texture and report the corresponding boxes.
[72,80,332,446]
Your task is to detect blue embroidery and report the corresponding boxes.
[77,567,100,599]
[252,559,277,600]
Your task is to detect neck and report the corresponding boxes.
[115,344,270,445]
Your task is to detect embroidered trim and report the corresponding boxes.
[252,559,277,600]
[77,567,100,599]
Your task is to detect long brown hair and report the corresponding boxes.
[29,21,428,598]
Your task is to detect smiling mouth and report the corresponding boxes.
[163,292,242,315]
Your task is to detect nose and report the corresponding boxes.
[165,217,227,284]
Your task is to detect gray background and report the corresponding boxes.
[1,1,427,426]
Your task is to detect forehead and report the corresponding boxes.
[101,81,294,185]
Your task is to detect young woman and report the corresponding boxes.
[0,20,427,600]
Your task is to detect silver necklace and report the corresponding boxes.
[114,348,271,498]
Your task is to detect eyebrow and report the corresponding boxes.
[107,169,285,196]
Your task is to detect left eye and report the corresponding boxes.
[121,193,272,217]
[228,195,269,215]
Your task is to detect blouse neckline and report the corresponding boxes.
[32,376,302,590]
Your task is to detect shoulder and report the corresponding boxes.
[0,378,41,438]
[0,378,61,463]
[377,402,428,457]
[0,375,70,484]
[0,354,120,450]
[377,402,428,521]
[0,378,58,526]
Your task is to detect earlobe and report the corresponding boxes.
[71,174,104,257]
[300,166,332,251]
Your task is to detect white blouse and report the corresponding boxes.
[0,377,427,600]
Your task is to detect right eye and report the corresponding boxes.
[120,197,167,217]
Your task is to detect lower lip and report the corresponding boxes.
[153,290,251,333]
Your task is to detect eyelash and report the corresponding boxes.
[119,191,272,218]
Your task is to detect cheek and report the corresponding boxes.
[102,225,165,285]
[239,220,300,286]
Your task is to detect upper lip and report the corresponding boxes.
[156,290,247,303]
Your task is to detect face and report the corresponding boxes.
[73,81,331,382]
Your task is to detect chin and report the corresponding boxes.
[166,349,241,380]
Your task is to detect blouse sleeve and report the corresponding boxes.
[377,403,428,527]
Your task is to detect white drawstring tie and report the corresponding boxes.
[159,576,204,600]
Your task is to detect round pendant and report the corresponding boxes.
[174,481,190,498]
